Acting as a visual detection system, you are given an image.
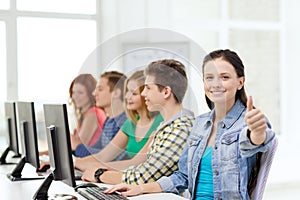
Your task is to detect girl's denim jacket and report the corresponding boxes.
[157,100,276,200]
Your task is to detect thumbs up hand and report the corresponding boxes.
[247,96,253,112]
[245,96,267,145]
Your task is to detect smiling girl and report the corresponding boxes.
[105,49,277,200]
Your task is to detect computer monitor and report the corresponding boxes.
[6,101,44,181]
[33,104,76,200]
[0,102,21,165]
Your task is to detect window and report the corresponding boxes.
[172,0,221,20]
[17,17,96,144]
[17,0,96,14]
[1,1,98,146]
[0,0,9,10]
[0,21,7,141]
[0,21,6,102]
[229,29,280,133]
[17,17,96,102]
[228,0,279,21]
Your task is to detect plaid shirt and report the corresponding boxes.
[122,110,194,184]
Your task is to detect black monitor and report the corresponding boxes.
[6,101,44,181]
[33,104,76,200]
[0,102,21,165]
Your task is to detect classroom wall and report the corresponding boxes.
[96,0,300,186]
[1,0,299,189]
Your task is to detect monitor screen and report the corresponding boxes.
[4,102,20,156]
[43,104,76,187]
[16,101,40,169]
[6,102,46,181]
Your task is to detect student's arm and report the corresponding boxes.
[97,139,153,184]
[104,182,162,197]
[245,96,267,145]
[74,130,131,171]
[100,135,152,170]
[241,96,276,158]
[79,138,151,175]
[104,143,190,194]
[91,130,129,162]
[73,117,123,158]
[39,150,48,156]
[74,153,99,171]
[77,111,99,145]
[79,137,151,183]
[121,118,192,185]
[70,133,82,151]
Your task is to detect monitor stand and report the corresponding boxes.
[0,147,19,165]
[1,117,21,165]
[6,156,45,181]
[33,172,78,200]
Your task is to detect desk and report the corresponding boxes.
[0,164,187,200]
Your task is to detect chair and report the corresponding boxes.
[251,137,278,200]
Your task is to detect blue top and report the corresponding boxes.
[157,99,277,200]
[74,112,127,158]
[195,146,213,200]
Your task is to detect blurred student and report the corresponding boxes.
[106,49,277,200]
[69,73,106,146]
[78,59,194,185]
[39,74,106,158]
[75,70,163,168]
[71,71,127,158]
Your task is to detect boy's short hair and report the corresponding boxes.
[144,59,187,103]
[101,71,127,100]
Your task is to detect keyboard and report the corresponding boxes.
[76,186,128,200]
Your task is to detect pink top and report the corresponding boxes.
[85,107,107,146]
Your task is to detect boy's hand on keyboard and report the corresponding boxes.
[104,183,143,197]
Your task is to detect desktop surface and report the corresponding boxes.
[0,148,187,199]
[0,165,187,200]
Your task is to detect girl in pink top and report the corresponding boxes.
[69,74,106,146]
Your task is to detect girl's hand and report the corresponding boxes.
[245,96,267,145]
[70,133,81,150]
[73,128,78,136]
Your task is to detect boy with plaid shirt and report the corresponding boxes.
[80,59,194,185]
